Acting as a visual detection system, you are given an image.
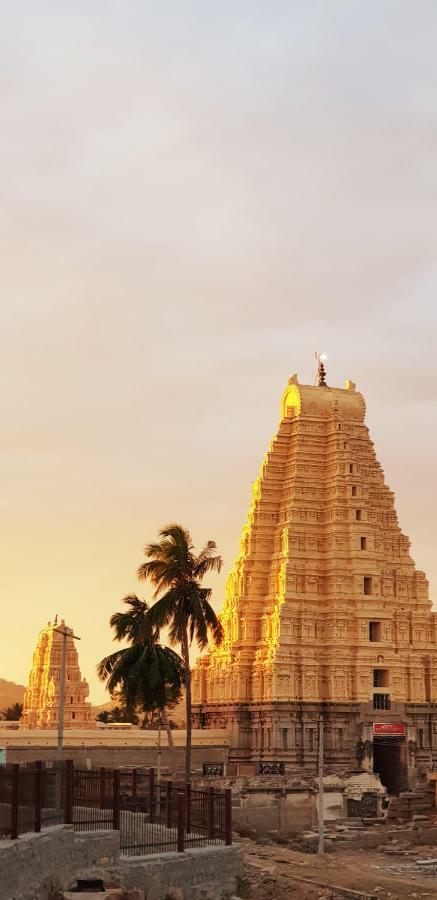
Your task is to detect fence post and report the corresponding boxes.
[208,786,215,839]
[34,761,42,833]
[99,767,106,809]
[224,788,232,845]
[185,782,191,835]
[11,764,19,840]
[148,767,155,823]
[112,770,120,831]
[64,760,74,825]
[41,761,45,812]
[132,768,137,802]
[166,781,173,829]
[177,790,185,852]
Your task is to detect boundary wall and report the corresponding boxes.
[0,825,243,900]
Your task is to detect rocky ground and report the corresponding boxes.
[241,837,437,899]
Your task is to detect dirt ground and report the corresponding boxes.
[242,837,437,899]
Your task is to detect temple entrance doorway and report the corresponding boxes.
[373,736,407,795]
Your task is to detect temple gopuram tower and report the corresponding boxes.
[21,619,93,729]
[192,370,437,790]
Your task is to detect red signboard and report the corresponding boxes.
[373,723,405,736]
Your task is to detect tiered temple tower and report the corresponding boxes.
[21,619,93,728]
[192,373,437,784]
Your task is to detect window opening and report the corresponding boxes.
[373,694,390,710]
[373,669,389,688]
[364,576,372,595]
[369,621,381,642]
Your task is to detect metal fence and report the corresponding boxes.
[0,762,232,856]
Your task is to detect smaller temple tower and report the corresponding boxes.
[21,619,93,728]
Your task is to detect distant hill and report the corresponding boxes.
[0,678,26,712]
[91,700,113,717]
[0,681,186,726]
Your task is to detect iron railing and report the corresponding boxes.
[0,762,232,855]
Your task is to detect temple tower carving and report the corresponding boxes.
[21,619,93,729]
[193,373,437,782]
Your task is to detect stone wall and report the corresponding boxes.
[119,845,243,900]
[0,825,242,900]
[0,825,119,900]
[200,770,387,838]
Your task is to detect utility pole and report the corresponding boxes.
[318,710,324,855]
[54,623,81,815]
[157,717,162,785]
[156,716,162,818]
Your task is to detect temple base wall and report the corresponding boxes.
[193,701,437,785]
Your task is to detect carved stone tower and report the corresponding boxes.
[192,374,437,785]
[21,620,93,728]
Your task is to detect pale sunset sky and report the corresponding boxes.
[1,2,436,703]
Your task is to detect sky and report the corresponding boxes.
[1,1,436,703]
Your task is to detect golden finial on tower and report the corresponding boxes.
[315,352,328,387]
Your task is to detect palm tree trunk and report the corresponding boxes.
[161,706,174,749]
[181,627,192,783]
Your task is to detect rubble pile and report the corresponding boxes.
[386,789,434,822]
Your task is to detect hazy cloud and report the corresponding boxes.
[1,1,436,698]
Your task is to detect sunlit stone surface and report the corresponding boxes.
[193,375,437,776]
[22,619,93,729]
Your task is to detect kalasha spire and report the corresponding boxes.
[315,352,328,386]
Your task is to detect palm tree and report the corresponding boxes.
[0,702,23,721]
[138,523,223,780]
[96,704,137,725]
[97,594,184,748]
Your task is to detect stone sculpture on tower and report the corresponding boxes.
[21,619,93,728]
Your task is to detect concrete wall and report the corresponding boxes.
[119,845,243,900]
[318,790,344,822]
[232,789,316,836]
[0,825,119,900]
[3,744,227,772]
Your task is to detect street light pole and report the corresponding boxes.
[54,624,80,815]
